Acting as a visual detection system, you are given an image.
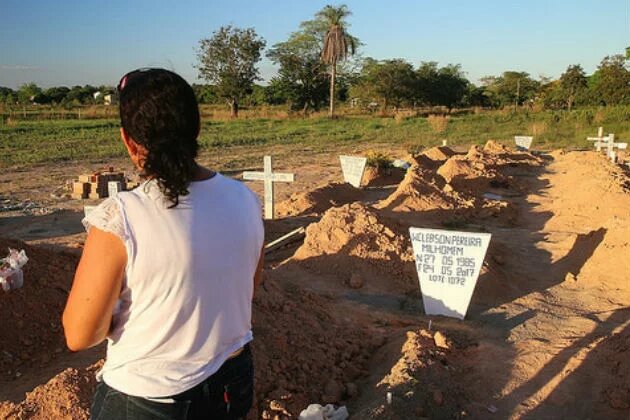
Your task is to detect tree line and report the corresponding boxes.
[2,5,629,117]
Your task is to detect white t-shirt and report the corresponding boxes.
[83,174,264,397]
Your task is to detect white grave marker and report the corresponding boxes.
[243,156,294,220]
[605,133,627,162]
[514,136,533,151]
[409,227,491,320]
[588,131,627,161]
[339,155,367,188]
[587,127,607,152]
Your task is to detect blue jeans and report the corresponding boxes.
[91,344,254,420]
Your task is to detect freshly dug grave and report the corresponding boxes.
[0,238,78,385]
[361,166,406,187]
[375,165,466,213]
[0,363,102,420]
[293,203,416,292]
[351,328,475,419]
[252,277,378,417]
[276,182,366,217]
[419,146,457,163]
[0,241,379,419]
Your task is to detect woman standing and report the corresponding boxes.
[63,68,264,419]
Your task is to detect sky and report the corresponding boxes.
[0,0,628,89]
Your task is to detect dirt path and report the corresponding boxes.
[472,152,630,419]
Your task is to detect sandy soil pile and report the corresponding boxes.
[352,328,472,419]
[379,142,543,226]
[252,277,378,416]
[420,146,456,163]
[375,166,465,213]
[0,363,101,420]
[361,166,406,187]
[0,238,78,383]
[293,203,416,291]
[276,182,366,217]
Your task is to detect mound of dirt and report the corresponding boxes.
[475,141,543,169]
[376,165,467,213]
[421,146,456,162]
[276,182,365,217]
[0,238,78,384]
[293,203,415,291]
[352,328,472,419]
[0,362,102,420]
[252,278,378,416]
[437,156,485,185]
[483,140,512,154]
[362,166,406,187]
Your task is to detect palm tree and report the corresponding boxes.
[318,5,358,117]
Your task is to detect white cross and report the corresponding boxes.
[243,156,294,220]
[604,133,627,162]
[587,127,607,152]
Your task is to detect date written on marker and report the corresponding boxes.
[409,227,492,319]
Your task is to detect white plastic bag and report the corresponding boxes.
[0,248,28,292]
[299,404,349,420]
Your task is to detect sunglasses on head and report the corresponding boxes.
[117,68,155,93]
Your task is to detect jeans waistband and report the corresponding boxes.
[165,343,252,401]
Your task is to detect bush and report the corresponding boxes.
[366,150,392,168]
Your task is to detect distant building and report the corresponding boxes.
[104,93,118,106]
[93,91,102,100]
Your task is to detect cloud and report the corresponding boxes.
[0,65,43,71]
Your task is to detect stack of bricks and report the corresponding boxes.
[71,167,128,200]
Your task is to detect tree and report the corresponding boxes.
[318,5,358,117]
[267,28,330,114]
[192,84,219,104]
[17,83,42,104]
[462,84,492,108]
[415,62,469,109]
[0,87,16,105]
[434,64,469,110]
[480,71,539,108]
[46,86,70,104]
[558,64,588,110]
[196,26,266,118]
[349,58,416,109]
[589,55,630,105]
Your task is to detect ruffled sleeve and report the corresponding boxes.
[82,197,126,240]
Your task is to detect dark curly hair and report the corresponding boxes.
[118,68,200,207]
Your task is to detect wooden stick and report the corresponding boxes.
[264,227,306,254]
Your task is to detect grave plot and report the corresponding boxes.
[291,203,417,293]
[275,182,367,218]
[1,144,630,419]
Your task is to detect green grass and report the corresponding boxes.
[1,106,628,167]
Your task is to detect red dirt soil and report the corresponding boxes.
[1,143,629,419]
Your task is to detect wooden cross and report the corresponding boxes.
[243,156,294,220]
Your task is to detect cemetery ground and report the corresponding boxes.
[0,119,629,419]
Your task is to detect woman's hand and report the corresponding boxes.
[62,227,127,351]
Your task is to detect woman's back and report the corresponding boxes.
[86,174,263,397]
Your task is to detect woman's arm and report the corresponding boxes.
[62,227,127,351]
